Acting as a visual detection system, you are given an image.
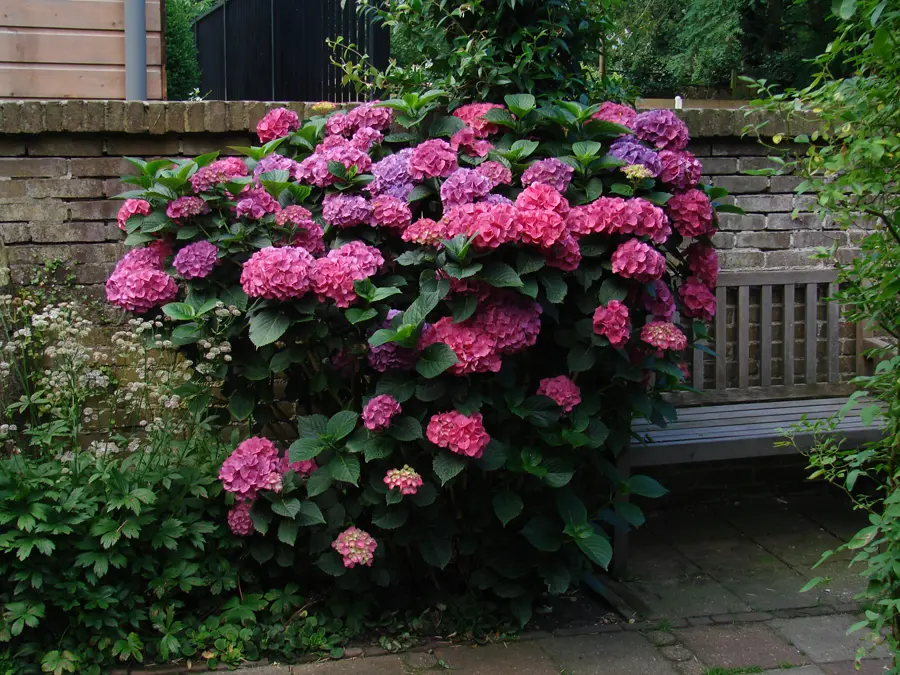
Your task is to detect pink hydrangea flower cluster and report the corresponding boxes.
[117,198,151,231]
[516,183,570,215]
[679,277,717,321]
[166,195,209,221]
[326,102,393,138]
[296,136,373,188]
[537,376,582,414]
[105,243,178,313]
[453,103,507,137]
[408,139,458,180]
[643,279,676,320]
[658,150,702,190]
[254,153,302,179]
[227,501,254,536]
[312,241,384,308]
[332,526,378,568]
[420,316,501,375]
[686,242,719,288]
[521,158,575,192]
[383,466,423,495]
[641,321,688,354]
[190,157,249,193]
[591,101,637,128]
[275,206,325,255]
[440,168,494,207]
[426,411,490,458]
[545,233,582,272]
[475,160,513,187]
[351,126,383,151]
[218,437,283,501]
[257,107,301,143]
[667,189,714,238]
[633,109,690,151]
[593,300,631,347]
[282,457,317,475]
[235,187,281,220]
[322,193,372,228]
[402,217,445,247]
[240,246,316,300]
[370,195,412,231]
[362,394,402,432]
[450,127,493,157]
[173,240,218,279]
[611,239,666,282]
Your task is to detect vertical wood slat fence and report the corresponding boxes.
[194,0,389,102]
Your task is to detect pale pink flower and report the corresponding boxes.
[537,376,582,414]
[426,411,490,458]
[332,527,377,568]
[362,394,402,432]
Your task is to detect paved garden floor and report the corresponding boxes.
[241,495,892,675]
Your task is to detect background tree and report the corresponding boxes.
[165,0,214,100]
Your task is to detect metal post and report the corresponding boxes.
[125,0,148,100]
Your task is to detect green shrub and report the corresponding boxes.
[165,0,201,101]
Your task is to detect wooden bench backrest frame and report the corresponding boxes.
[671,269,861,406]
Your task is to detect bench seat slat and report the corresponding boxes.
[640,419,873,444]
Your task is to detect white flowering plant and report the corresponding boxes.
[103,93,732,627]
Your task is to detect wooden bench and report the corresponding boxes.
[613,269,883,576]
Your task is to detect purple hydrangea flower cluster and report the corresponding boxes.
[521,158,575,193]
[254,153,302,179]
[608,137,662,176]
[369,149,414,199]
[439,169,493,208]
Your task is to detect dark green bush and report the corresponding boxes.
[165,0,202,100]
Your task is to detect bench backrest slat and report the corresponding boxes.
[673,268,858,405]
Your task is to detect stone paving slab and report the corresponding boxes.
[291,656,405,674]
[715,567,822,612]
[819,659,893,674]
[540,632,679,675]
[626,575,750,618]
[431,642,560,674]
[675,622,809,670]
[771,615,891,663]
[762,666,826,675]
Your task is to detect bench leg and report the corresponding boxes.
[612,450,631,580]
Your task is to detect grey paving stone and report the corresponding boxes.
[810,560,868,606]
[290,656,406,674]
[432,642,560,674]
[541,632,678,675]
[771,615,892,663]
[715,567,823,612]
[819,659,893,674]
[749,529,845,567]
[624,576,750,619]
[675,623,809,669]
[762,666,826,675]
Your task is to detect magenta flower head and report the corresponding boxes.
[173,240,218,279]
[227,501,254,536]
[679,276,717,322]
[686,242,719,288]
[312,241,384,308]
[658,150,702,190]
[254,153,302,179]
[235,187,281,220]
[240,246,316,300]
[440,168,493,208]
[402,217,447,247]
[106,247,178,314]
[643,279,676,320]
[419,316,502,375]
[426,411,491,458]
[117,198,151,231]
[593,300,631,348]
[608,137,662,177]
[362,394,402,432]
[521,158,575,193]
[475,160,513,188]
[667,189,714,238]
[345,102,393,132]
[515,183,570,215]
[546,233,582,272]
[190,157,249,193]
[453,103,507,137]
[611,239,666,283]
[351,126,383,151]
[591,101,637,128]
[256,107,300,143]
[624,198,671,243]
[408,139,458,180]
[384,466,424,496]
[275,206,325,255]
[370,194,413,232]
[219,437,283,501]
[633,109,690,151]
[641,321,688,354]
[332,527,378,568]
[166,195,209,221]
[537,376,582,414]
[322,193,372,228]
[281,455,317,476]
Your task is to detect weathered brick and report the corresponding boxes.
[285,101,308,121]
[739,156,783,172]
[205,100,227,133]
[765,249,825,268]
[103,178,128,197]
[708,175,769,194]
[83,101,107,132]
[0,222,31,243]
[697,157,738,175]
[71,263,117,285]
[767,213,822,230]
[124,102,149,133]
[226,101,248,131]
[719,249,765,269]
[184,102,206,132]
[0,102,22,134]
[0,201,67,222]
[0,158,67,178]
[43,101,66,132]
[70,158,132,177]
[106,137,181,156]
[147,102,167,135]
[27,179,104,199]
[20,101,44,134]
[182,135,249,155]
[686,141,712,156]
[31,221,114,243]
[165,101,186,134]
[106,101,126,132]
[67,200,119,220]
[712,142,772,157]
[5,242,123,265]
[716,213,766,231]
[0,140,26,157]
[246,102,268,128]
[769,175,802,193]
[29,138,103,157]
[735,231,791,250]
[710,232,735,248]
[0,181,27,201]
[733,194,794,213]
[791,231,846,248]
[63,99,86,132]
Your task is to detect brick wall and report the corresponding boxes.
[0,101,849,294]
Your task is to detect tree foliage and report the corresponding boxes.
[165,0,203,100]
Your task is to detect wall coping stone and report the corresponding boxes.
[0,100,815,138]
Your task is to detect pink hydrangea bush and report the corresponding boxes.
[105,97,728,624]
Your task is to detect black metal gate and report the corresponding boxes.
[194,0,390,102]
